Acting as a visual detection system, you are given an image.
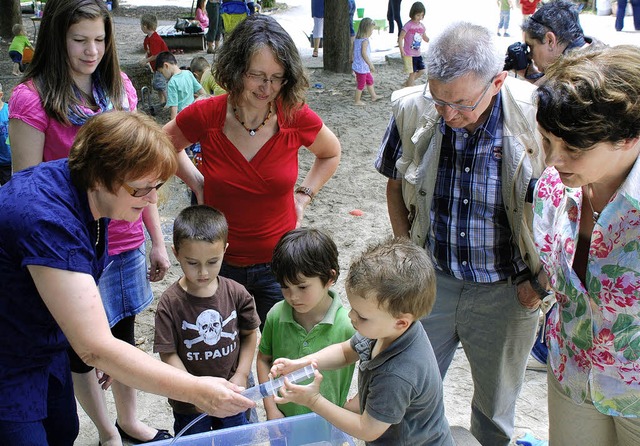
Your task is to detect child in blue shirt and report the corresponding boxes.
[156,51,206,120]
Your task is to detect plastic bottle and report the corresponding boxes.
[241,364,316,401]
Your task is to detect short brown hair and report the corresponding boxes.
[346,237,437,319]
[68,111,177,193]
[272,228,339,287]
[173,205,228,252]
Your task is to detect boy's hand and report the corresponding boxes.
[229,371,249,389]
[270,357,313,378]
[273,370,323,409]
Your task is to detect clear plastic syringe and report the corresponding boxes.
[241,364,316,401]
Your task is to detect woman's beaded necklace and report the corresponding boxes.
[233,102,272,136]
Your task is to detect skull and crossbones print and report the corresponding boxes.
[181,309,238,348]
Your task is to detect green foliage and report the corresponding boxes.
[262,0,275,8]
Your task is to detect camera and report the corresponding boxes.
[504,42,530,71]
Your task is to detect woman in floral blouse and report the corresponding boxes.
[533,45,640,445]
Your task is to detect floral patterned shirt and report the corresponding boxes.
[533,162,640,417]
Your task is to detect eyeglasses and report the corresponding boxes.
[423,78,495,112]
[121,182,165,197]
[244,73,288,87]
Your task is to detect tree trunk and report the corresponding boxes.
[323,0,350,74]
[0,0,22,40]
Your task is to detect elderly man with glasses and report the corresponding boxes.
[375,21,546,446]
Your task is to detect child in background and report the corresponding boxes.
[8,24,33,76]
[190,56,225,96]
[352,18,381,106]
[271,238,454,446]
[156,51,206,120]
[257,228,355,420]
[398,2,430,87]
[0,83,10,185]
[194,0,209,30]
[154,205,260,436]
[497,0,514,37]
[140,13,169,104]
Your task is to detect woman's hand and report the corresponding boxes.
[96,369,113,390]
[148,243,170,282]
[294,192,312,228]
[193,376,255,418]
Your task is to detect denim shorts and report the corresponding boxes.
[152,70,167,91]
[99,245,153,327]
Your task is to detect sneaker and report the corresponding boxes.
[504,32,511,37]
[515,432,548,446]
[497,32,501,36]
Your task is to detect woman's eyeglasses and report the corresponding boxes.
[122,182,165,197]
[244,73,288,87]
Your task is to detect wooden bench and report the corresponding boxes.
[157,25,206,51]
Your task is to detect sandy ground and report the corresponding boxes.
[1,0,639,444]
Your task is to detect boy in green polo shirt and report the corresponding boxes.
[257,228,355,419]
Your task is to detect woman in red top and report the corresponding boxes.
[163,15,341,326]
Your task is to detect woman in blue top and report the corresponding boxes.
[0,112,255,445]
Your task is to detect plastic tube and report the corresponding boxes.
[170,365,316,444]
[241,364,316,401]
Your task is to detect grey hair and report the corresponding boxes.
[426,22,504,83]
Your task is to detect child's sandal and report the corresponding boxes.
[312,50,318,57]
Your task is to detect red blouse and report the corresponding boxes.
[176,94,323,265]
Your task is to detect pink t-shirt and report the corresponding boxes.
[195,8,209,29]
[9,73,143,256]
[402,20,426,57]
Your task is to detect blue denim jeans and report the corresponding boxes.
[498,10,510,30]
[219,262,283,329]
[173,411,247,436]
[0,372,78,445]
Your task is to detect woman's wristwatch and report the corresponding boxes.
[295,186,314,201]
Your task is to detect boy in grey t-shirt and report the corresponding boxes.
[270,238,454,445]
